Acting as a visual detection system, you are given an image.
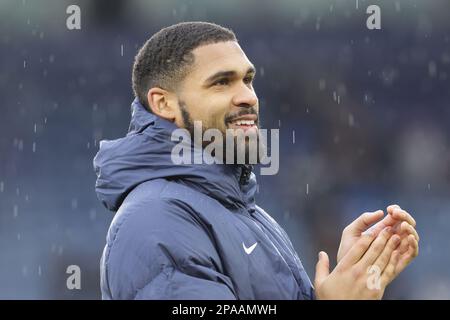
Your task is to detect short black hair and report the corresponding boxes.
[132,21,237,111]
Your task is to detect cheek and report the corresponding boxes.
[185,93,231,130]
[203,98,230,129]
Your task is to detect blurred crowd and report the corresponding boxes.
[0,0,449,298]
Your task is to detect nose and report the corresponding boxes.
[232,83,258,108]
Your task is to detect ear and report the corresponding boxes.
[147,87,177,122]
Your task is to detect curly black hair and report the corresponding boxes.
[132,21,237,111]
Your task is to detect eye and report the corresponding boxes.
[213,78,230,86]
[244,76,254,85]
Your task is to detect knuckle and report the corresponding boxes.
[373,241,384,252]
[334,264,345,275]
[342,225,350,234]
[352,266,364,279]
[378,254,388,265]
[384,267,395,279]
[358,241,369,251]
[389,236,400,248]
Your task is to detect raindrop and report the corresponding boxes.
[18,139,24,151]
[17,233,21,241]
[13,204,18,218]
[278,119,281,127]
[34,123,37,133]
[0,181,4,192]
[428,61,437,78]
[334,135,340,144]
[318,79,326,91]
[89,209,96,221]
[38,265,42,276]
[32,142,36,153]
[306,183,309,195]
[22,265,27,276]
[348,113,355,127]
[121,44,124,57]
[395,1,401,12]
[16,187,20,196]
[87,142,90,149]
[292,130,296,144]
[71,198,78,210]
[44,117,47,124]
[49,54,55,63]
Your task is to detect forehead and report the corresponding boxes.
[189,41,254,79]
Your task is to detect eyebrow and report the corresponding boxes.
[203,66,256,86]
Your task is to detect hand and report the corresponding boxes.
[337,204,419,281]
[315,227,401,300]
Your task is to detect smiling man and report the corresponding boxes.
[93,21,419,300]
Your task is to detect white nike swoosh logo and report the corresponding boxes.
[242,242,258,255]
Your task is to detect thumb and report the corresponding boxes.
[348,210,384,235]
[314,251,330,288]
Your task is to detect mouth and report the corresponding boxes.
[226,114,258,133]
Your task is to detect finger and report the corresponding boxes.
[373,234,401,272]
[395,235,419,274]
[400,221,420,241]
[345,210,385,236]
[356,227,393,268]
[369,215,396,237]
[386,204,401,214]
[371,205,414,236]
[387,206,416,228]
[314,251,330,288]
[397,236,410,254]
[380,250,400,287]
[339,231,377,268]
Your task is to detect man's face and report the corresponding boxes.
[175,41,259,139]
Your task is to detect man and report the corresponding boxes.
[93,22,419,299]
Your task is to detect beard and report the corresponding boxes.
[179,101,265,165]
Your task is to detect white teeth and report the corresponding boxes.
[233,120,255,126]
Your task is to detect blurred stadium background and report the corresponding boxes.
[0,0,449,299]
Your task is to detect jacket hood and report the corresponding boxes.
[93,99,257,212]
